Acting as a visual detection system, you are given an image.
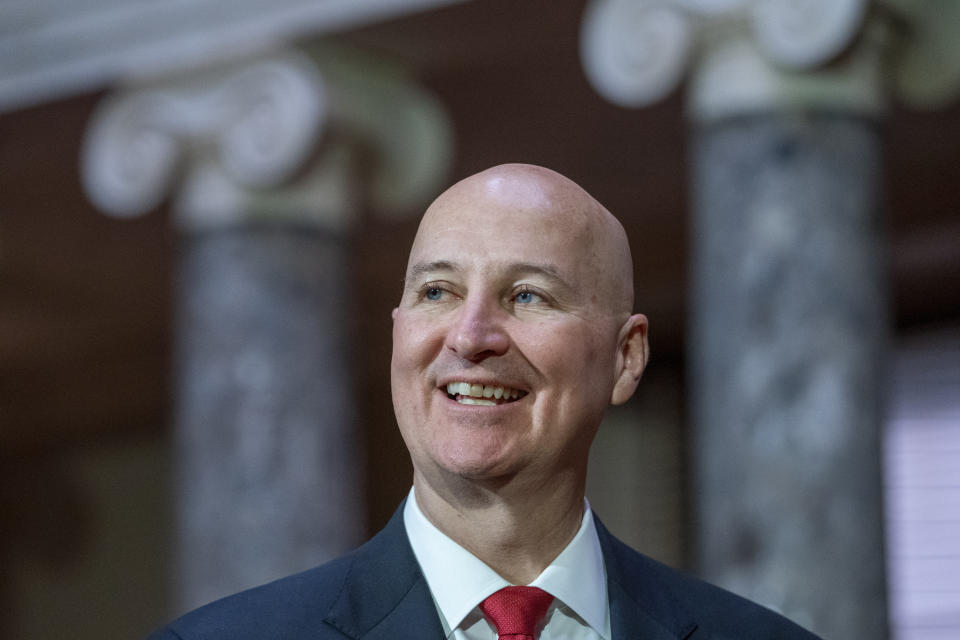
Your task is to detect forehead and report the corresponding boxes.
[407,173,599,280]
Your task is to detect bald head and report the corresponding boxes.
[409,163,635,317]
[391,163,650,493]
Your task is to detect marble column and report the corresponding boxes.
[689,113,888,636]
[81,47,451,611]
[172,223,363,612]
[581,1,960,637]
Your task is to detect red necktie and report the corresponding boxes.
[480,586,555,640]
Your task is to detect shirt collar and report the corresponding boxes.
[403,488,609,638]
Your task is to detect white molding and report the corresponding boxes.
[750,0,868,69]
[80,45,453,229]
[0,0,466,113]
[580,0,960,119]
[687,21,888,122]
[81,51,328,219]
[580,0,693,108]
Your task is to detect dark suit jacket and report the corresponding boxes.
[149,504,820,639]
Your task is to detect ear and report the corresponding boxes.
[610,314,649,406]
[391,307,399,322]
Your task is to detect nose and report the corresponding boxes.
[445,295,509,361]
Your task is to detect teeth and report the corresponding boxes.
[445,381,524,402]
[458,397,496,406]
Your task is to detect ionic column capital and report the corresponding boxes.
[580,0,960,121]
[81,45,452,230]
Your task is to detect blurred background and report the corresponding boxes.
[1,1,958,639]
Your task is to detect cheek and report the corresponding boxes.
[544,323,608,366]
[392,315,435,366]
[536,326,615,401]
[391,321,426,409]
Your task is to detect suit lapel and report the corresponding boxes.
[324,504,699,640]
[608,579,691,640]
[358,577,445,640]
[323,502,445,640]
[597,518,698,640]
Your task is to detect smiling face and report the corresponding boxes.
[391,164,648,486]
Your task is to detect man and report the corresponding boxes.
[150,164,820,639]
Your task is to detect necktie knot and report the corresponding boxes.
[480,586,554,640]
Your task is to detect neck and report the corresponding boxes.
[412,467,586,584]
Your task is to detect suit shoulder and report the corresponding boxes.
[149,554,355,640]
[604,534,821,639]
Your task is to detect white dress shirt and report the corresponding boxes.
[403,488,610,640]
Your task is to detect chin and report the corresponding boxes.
[450,464,508,481]
[439,455,499,478]
[432,443,512,479]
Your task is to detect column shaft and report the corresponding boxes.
[173,225,364,610]
[689,114,889,638]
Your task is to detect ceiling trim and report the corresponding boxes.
[0,0,467,113]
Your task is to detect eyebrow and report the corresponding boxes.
[511,262,571,289]
[404,260,457,289]
[404,260,573,291]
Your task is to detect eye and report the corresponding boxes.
[418,282,453,303]
[512,287,545,305]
